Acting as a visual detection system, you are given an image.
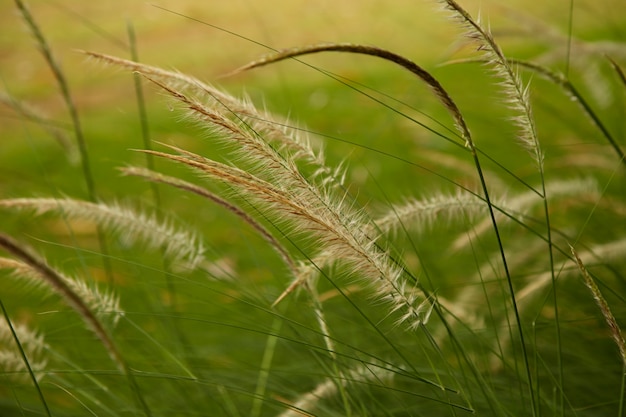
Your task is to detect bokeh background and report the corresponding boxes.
[1,1,625,416]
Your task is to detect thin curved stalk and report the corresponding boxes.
[227,43,471,146]
[0,233,152,417]
[607,56,626,87]
[232,40,516,412]
[0,299,51,417]
[512,59,625,166]
[119,165,296,274]
[14,0,114,282]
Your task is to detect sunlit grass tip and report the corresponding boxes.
[438,0,543,167]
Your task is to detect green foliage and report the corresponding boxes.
[1,1,625,416]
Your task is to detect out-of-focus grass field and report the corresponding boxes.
[1,1,625,416]
[3,0,618,221]
[1,0,621,255]
[1,0,621,175]
[1,0,453,207]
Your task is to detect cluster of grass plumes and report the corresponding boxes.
[2,0,626,416]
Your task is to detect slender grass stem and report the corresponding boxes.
[472,149,533,413]
[127,20,161,207]
[607,57,626,87]
[13,0,96,200]
[250,315,283,417]
[617,363,626,417]
[307,284,353,416]
[0,299,52,417]
[542,187,563,417]
[512,59,625,166]
[0,233,152,417]
[7,2,624,415]
[565,0,575,77]
[14,0,114,282]
[219,37,543,412]
[228,43,471,146]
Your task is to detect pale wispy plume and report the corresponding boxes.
[120,165,296,275]
[470,238,626,371]
[374,190,486,236]
[438,0,543,167]
[0,197,205,271]
[451,177,600,251]
[82,54,434,329]
[0,233,151,414]
[278,361,396,417]
[571,244,626,366]
[0,321,48,382]
[82,51,333,181]
[0,256,122,327]
[143,142,431,329]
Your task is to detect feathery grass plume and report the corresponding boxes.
[222,43,527,334]
[133,71,350,236]
[451,177,600,251]
[81,51,331,175]
[374,190,487,236]
[137,74,329,200]
[215,43,505,328]
[228,43,472,147]
[478,238,626,372]
[82,52,346,220]
[505,58,626,165]
[421,2,548,393]
[0,321,48,382]
[277,362,396,417]
[0,197,205,271]
[140,139,431,329]
[515,238,626,311]
[0,233,152,416]
[0,257,46,290]
[62,275,123,327]
[570,245,626,366]
[119,165,296,274]
[0,257,122,327]
[433,7,579,402]
[439,0,543,167]
[0,298,52,417]
[444,54,626,166]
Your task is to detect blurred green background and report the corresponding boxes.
[2,0,624,269]
[1,1,625,415]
